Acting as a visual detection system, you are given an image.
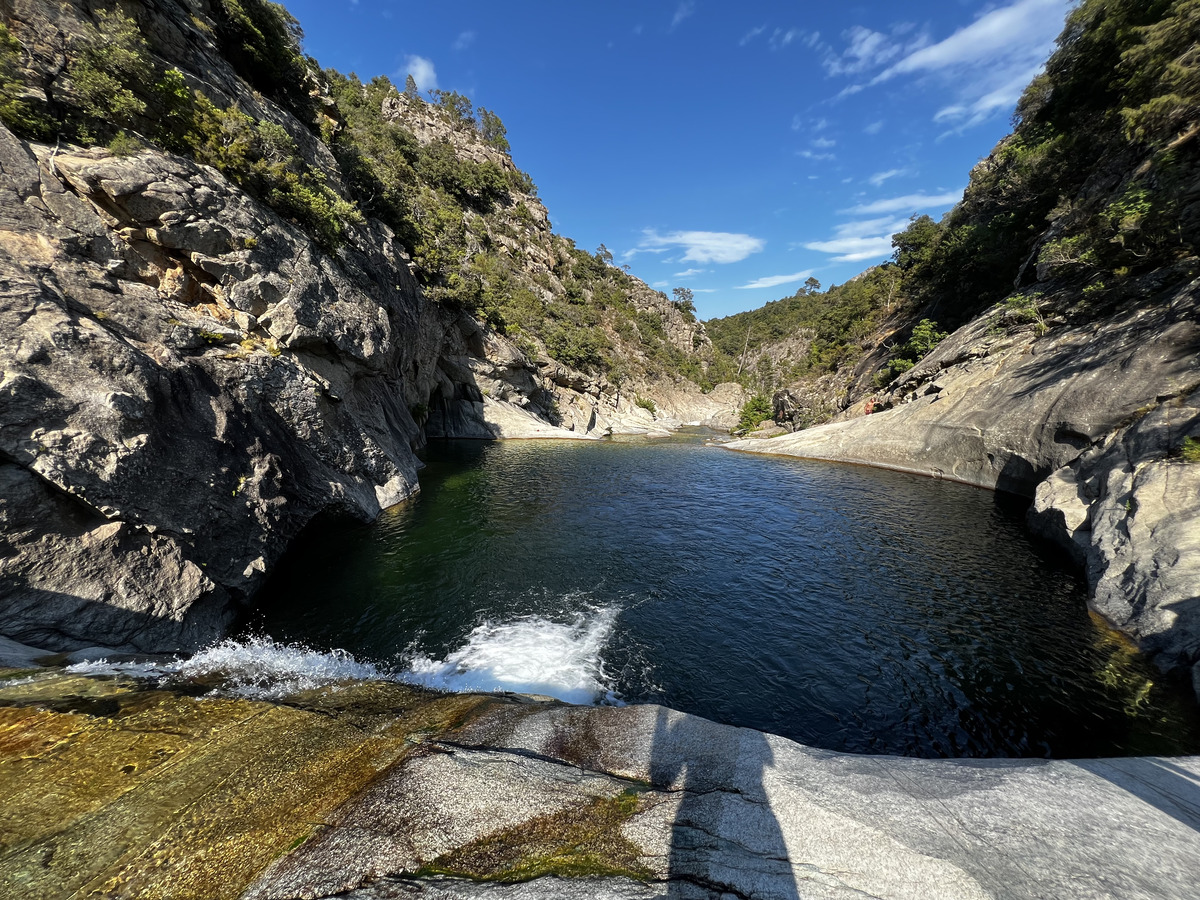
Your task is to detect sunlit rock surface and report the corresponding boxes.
[1,670,1197,900]
[729,281,1200,695]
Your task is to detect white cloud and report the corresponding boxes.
[673,267,708,278]
[933,64,1044,131]
[824,0,1069,132]
[453,31,475,51]
[621,246,667,261]
[823,26,907,76]
[864,120,884,135]
[740,25,766,46]
[671,1,695,30]
[798,150,835,161]
[652,280,669,288]
[769,27,801,50]
[835,216,912,238]
[874,0,1065,82]
[868,168,910,187]
[805,236,895,262]
[636,229,765,265]
[846,190,962,215]
[737,271,813,290]
[402,55,438,91]
[804,216,918,263]
[812,137,836,149]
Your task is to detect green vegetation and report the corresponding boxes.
[634,395,656,414]
[0,25,49,138]
[210,0,315,122]
[888,0,1200,326]
[706,265,903,381]
[1004,293,1049,333]
[876,319,947,386]
[1182,437,1200,462]
[66,9,151,135]
[737,393,773,431]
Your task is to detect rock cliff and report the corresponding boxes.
[726,0,1200,697]
[0,0,736,654]
[730,271,1200,694]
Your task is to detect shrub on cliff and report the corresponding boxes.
[66,9,152,137]
[737,394,773,431]
[184,94,361,251]
[0,25,50,138]
[212,0,315,123]
[876,319,947,386]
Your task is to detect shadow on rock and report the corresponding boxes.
[650,706,800,899]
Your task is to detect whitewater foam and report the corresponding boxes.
[64,607,623,705]
[402,607,622,705]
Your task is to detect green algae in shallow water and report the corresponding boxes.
[0,673,491,900]
[418,788,654,883]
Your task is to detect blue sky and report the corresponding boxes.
[282,0,1074,319]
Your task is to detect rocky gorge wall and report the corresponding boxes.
[0,0,739,656]
[730,274,1200,695]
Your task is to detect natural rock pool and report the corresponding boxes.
[249,433,1200,758]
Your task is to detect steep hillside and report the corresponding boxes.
[0,0,737,653]
[729,0,1200,695]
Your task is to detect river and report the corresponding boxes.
[245,433,1200,758]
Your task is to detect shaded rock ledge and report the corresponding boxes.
[727,281,1200,698]
[1,668,1197,900]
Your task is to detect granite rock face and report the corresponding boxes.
[0,129,431,652]
[6,670,1196,900]
[729,281,1200,690]
[0,0,740,652]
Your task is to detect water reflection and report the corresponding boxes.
[252,437,1200,758]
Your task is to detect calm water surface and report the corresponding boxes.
[252,434,1200,758]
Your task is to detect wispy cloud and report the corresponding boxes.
[812,137,836,149]
[933,65,1044,132]
[874,0,1065,83]
[453,31,475,51]
[671,1,695,31]
[822,0,1069,132]
[737,271,813,290]
[673,267,708,278]
[636,229,765,265]
[868,168,911,187]
[739,25,766,46]
[798,150,835,161]
[769,27,802,50]
[822,24,925,76]
[401,55,438,91]
[804,216,921,263]
[846,190,962,216]
[863,120,884,135]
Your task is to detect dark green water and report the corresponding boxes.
[251,434,1200,758]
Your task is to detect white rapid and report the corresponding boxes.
[65,606,622,705]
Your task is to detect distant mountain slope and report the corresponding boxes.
[709,0,1200,428]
